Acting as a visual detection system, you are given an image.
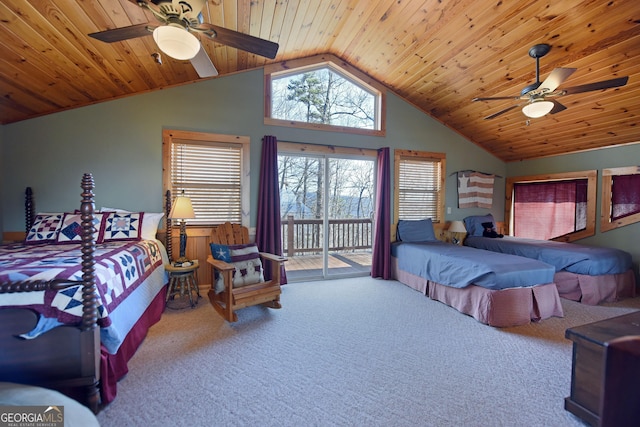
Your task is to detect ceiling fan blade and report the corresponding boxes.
[88,23,153,43]
[562,76,629,95]
[537,68,577,93]
[197,23,279,59]
[190,46,218,78]
[484,104,521,120]
[473,96,521,101]
[549,100,567,115]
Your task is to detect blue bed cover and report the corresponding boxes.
[464,236,632,275]
[391,241,555,290]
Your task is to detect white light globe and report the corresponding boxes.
[153,26,200,61]
[522,100,554,118]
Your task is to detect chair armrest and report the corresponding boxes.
[259,252,287,263]
[206,255,235,272]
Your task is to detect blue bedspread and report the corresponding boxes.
[391,241,555,290]
[464,236,632,275]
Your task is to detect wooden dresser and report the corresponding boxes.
[564,310,640,426]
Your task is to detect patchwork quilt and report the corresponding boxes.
[0,240,166,327]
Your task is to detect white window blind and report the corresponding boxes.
[397,157,443,221]
[171,140,243,225]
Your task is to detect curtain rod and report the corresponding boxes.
[449,169,503,178]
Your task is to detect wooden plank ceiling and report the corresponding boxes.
[1,0,639,162]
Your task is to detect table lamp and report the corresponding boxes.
[448,220,467,245]
[169,191,195,263]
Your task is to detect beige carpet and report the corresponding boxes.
[97,277,640,427]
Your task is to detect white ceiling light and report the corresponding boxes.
[152,26,200,61]
[522,100,554,118]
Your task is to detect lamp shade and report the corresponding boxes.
[152,26,200,60]
[522,100,554,118]
[448,220,467,233]
[169,195,195,220]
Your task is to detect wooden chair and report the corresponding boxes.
[206,222,286,322]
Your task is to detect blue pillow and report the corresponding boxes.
[397,219,438,242]
[463,214,495,237]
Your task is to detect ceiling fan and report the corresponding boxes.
[88,0,279,78]
[472,43,628,120]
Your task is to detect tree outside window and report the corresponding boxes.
[264,54,386,136]
[272,67,376,130]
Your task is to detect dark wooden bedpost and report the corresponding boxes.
[25,187,35,234]
[79,173,100,413]
[79,174,98,331]
[165,190,173,261]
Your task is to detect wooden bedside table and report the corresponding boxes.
[165,260,201,308]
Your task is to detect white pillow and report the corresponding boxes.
[101,208,164,240]
[141,212,164,240]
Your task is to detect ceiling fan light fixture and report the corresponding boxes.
[522,100,554,118]
[152,25,200,60]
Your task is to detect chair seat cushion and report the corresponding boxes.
[210,243,265,293]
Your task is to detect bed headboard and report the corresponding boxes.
[25,187,35,234]
[8,173,98,331]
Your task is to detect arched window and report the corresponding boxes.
[264,54,386,136]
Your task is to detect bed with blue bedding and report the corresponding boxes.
[391,219,563,327]
[463,214,636,305]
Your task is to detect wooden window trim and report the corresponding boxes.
[162,129,251,228]
[600,166,640,232]
[505,170,597,242]
[393,149,446,228]
[264,54,386,137]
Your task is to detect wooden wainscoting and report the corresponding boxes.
[3,232,26,243]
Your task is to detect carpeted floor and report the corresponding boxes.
[97,277,640,427]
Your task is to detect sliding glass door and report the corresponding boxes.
[278,152,375,281]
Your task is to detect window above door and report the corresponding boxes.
[264,54,386,136]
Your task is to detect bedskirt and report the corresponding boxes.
[100,285,167,405]
[554,269,636,305]
[392,257,564,327]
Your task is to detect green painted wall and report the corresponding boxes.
[1,68,504,231]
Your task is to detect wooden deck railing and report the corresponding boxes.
[282,215,372,257]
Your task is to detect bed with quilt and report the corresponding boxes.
[391,219,563,327]
[463,214,636,305]
[0,174,171,412]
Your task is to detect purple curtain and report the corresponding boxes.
[612,174,640,220]
[256,135,287,284]
[513,179,587,239]
[371,147,391,279]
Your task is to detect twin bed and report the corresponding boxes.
[391,217,636,327]
[0,174,173,412]
[463,214,636,305]
[391,218,564,327]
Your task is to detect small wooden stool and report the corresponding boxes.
[165,260,201,308]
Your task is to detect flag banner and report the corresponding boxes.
[458,171,495,208]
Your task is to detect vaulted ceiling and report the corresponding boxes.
[1,0,639,162]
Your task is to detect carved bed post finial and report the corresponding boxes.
[80,173,98,332]
[165,190,173,261]
[25,187,35,234]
